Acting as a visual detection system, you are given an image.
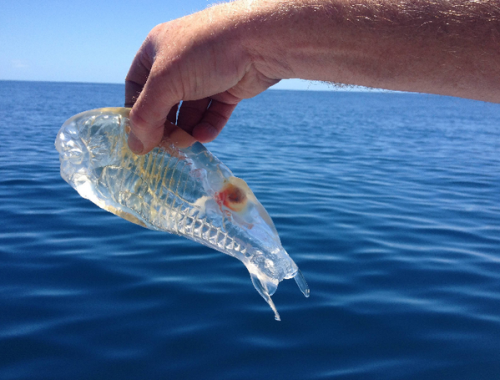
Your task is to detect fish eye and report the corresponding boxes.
[215,182,248,213]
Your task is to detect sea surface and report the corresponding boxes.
[1,80,500,379]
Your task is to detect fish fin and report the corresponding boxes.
[250,272,281,321]
[294,268,310,298]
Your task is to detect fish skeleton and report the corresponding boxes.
[55,107,309,320]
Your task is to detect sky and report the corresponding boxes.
[1,0,347,91]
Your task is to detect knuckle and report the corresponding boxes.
[149,23,165,39]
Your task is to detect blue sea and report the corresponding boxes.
[1,80,500,379]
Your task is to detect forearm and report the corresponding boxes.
[234,0,500,102]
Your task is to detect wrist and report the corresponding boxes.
[234,0,299,80]
[233,0,343,81]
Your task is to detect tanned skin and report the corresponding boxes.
[125,0,500,154]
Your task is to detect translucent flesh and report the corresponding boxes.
[55,107,309,319]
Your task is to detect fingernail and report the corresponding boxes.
[128,131,144,154]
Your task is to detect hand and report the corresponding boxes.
[125,2,280,154]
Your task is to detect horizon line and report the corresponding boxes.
[0,78,397,93]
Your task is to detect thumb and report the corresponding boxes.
[127,70,182,155]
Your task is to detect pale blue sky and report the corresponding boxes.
[1,0,344,91]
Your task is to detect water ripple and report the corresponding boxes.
[1,82,500,379]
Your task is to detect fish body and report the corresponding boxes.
[55,107,309,320]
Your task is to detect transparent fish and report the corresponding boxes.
[55,107,309,320]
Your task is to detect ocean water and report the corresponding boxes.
[1,80,500,379]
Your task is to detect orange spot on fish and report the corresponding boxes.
[215,183,247,213]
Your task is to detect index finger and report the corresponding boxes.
[125,44,152,108]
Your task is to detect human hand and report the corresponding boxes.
[125,2,280,154]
